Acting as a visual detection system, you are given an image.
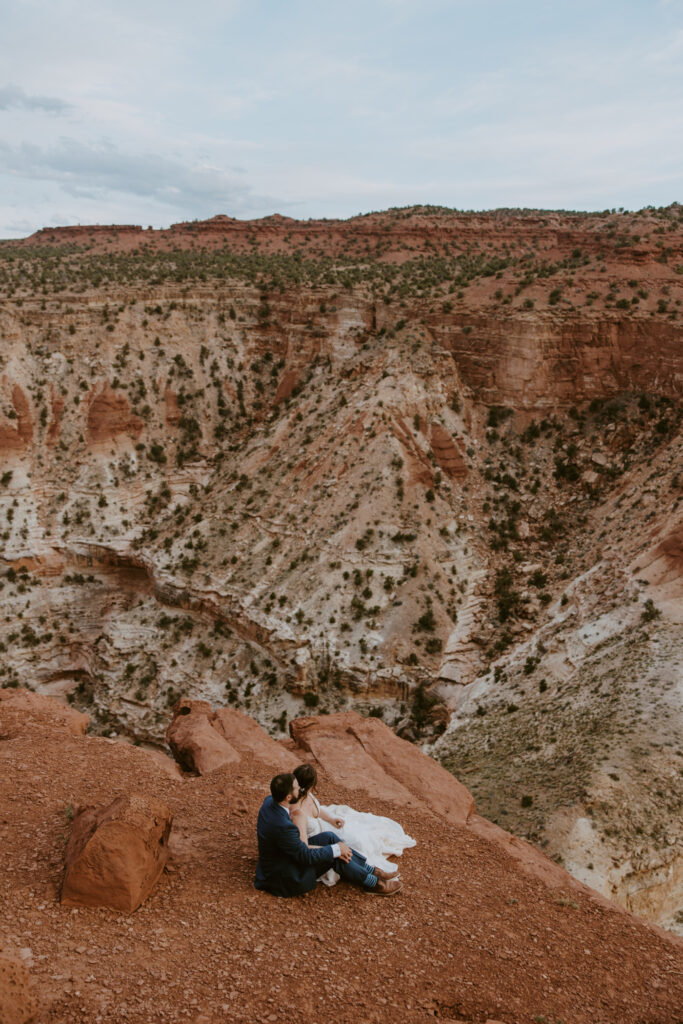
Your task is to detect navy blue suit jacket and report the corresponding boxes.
[254,795,335,897]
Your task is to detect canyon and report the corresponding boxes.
[0,205,681,944]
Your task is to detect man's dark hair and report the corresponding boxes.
[270,773,295,803]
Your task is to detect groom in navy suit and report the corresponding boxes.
[254,773,402,897]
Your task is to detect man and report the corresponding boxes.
[254,773,402,897]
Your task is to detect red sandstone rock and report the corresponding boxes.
[163,388,181,426]
[146,748,184,779]
[429,423,469,481]
[61,793,172,913]
[290,714,420,808]
[0,954,38,1024]
[0,381,32,453]
[166,699,241,774]
[86,382,143,443]
[0,419,23,453]
[212,706,297,769]
[12,385,33,446]
[290,711,474,825]
[274,369,299,403]
[166,699,296,774]
[633,524,683,590]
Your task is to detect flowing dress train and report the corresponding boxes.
[306,795,416,887]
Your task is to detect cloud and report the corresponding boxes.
[0,136,276,216]
[0,217,36,237]
[645,27,683,65]
[0,84,72,115]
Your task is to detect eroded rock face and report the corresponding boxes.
[290,711,474,826]
[0,954,38,1024]
[86,383,143,444]
[166,699,241,774]
[166,698,296,774]
[0,382,33,453]
[632,522,683,619]
[0,206,681,933]
[61,793,172,913]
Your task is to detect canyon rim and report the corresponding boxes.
[0,204,682,1021]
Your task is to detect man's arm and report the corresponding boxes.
[275,817,338,868]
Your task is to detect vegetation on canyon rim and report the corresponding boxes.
[0,203,681,927]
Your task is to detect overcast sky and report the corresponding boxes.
[1,0,682,237]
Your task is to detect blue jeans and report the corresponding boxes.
[310,831,377,888]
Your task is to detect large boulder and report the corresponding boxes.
[166,699,241,774]
[290,712,475,825]
[0,954,38,1024]
[211,705,297,769]
[61,793,172,913]
[166,699,296,774]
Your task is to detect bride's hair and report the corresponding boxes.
[293,763,317,800]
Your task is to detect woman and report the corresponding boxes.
[290,763,416,887]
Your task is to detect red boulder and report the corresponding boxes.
[0,954,38,1024]
[61,793,172,913]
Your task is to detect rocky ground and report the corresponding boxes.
[1,689,682,1024]
[0,204,681,933]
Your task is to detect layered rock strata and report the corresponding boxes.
[0,205,681,933]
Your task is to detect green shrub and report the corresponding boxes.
[494,566,519,622]
[640,598,661,623]
[415,608,436,632]
[487,406,513,429]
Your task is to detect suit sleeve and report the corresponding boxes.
[276,817,335,868]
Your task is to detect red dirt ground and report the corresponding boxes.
[1,692,681,1024]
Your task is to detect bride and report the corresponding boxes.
[290,763,416,887]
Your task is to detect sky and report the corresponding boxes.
[1,0,682,237]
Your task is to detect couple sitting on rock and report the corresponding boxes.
[254,763,415,897]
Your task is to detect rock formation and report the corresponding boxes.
[0,954,38,1024]
[0,205,681,932]
[166,697,297,774]
[61,793,172,913]
[290,711,475,826]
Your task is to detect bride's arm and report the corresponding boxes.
[320,806,345,829]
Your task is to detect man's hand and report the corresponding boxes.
[333,817,345,829]
[337,842,353,863]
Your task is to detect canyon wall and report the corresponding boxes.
[0,204,681,933]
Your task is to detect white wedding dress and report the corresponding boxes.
[305,795,416,887]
